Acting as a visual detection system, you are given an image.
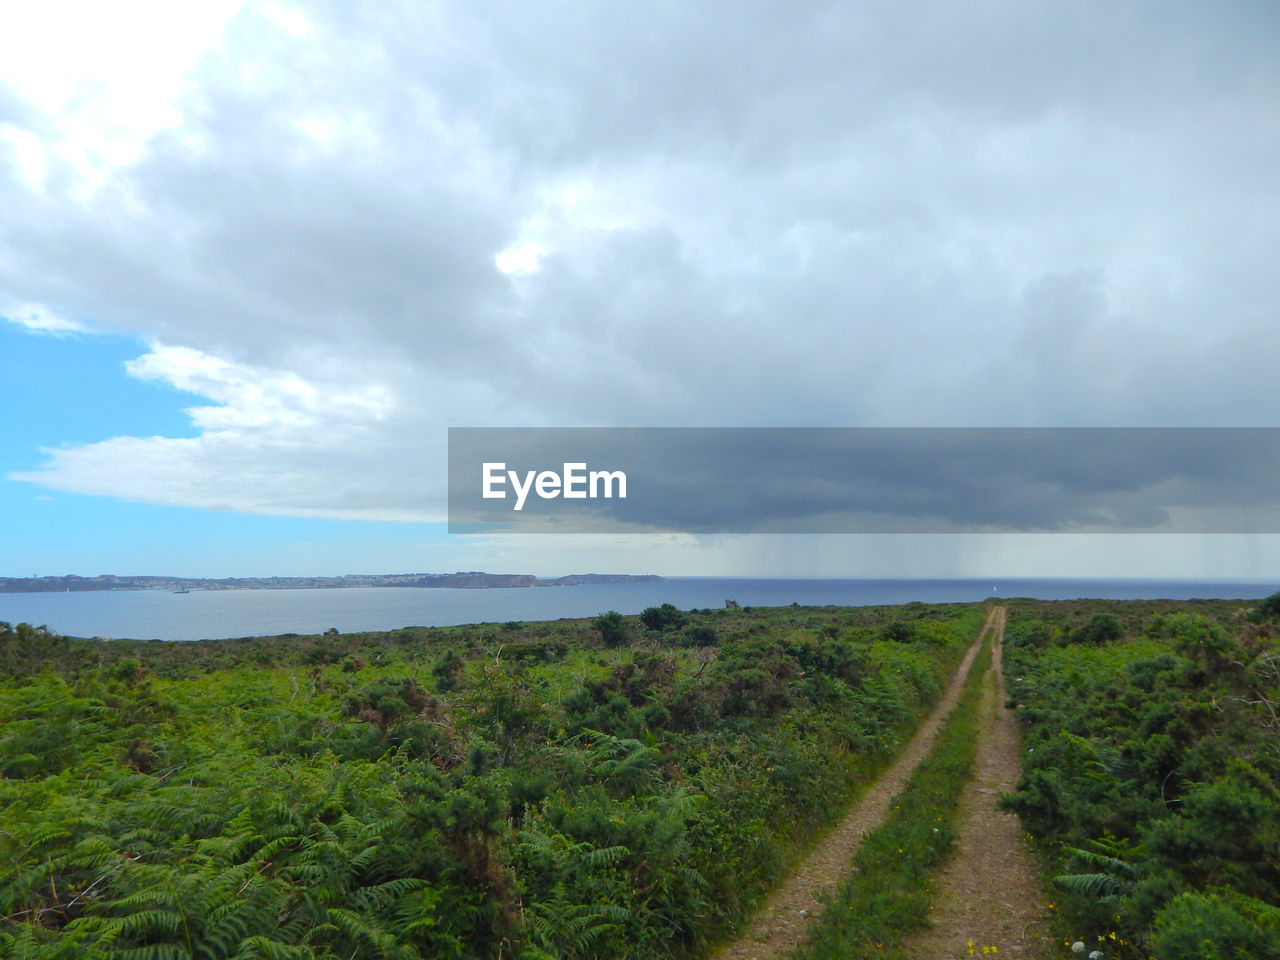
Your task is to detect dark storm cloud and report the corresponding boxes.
[450,428,1280,533]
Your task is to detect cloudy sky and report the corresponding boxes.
[2,0,1278,579]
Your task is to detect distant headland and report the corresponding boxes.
[0,572,664,593]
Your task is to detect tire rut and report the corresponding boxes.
[709,607,1003,960]
[901,606,1052,959]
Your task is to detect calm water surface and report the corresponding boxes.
[0,578,1275,642]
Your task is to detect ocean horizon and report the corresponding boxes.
[1,576,1276,642]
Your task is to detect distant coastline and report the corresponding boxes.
[0,571,664,594]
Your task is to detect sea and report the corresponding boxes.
[0,578,1276,643]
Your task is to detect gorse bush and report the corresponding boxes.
[640,603,688,633]
[1151,888,1280,960]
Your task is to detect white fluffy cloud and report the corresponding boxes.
[0,0,246,188]
[3,0,1279,522]
[10,343,421,518]
[2,302,88,334]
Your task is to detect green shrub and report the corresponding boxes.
[592,611,629,647]
[639,604,688,632]
[1151,889,1280,960]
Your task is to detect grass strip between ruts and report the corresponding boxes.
[791,630,994,960]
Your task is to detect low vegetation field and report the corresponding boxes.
[5,592,1278,960]
[0,602,977,959]
[1001,595,1280,959]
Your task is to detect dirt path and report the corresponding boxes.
[902,606,1052,959]
[710,607,1003,960]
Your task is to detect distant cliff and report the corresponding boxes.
[0,572,664,593]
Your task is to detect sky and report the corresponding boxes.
[2,0,1279,580]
